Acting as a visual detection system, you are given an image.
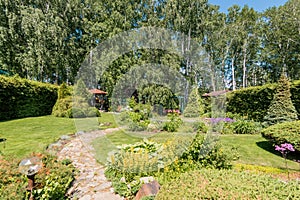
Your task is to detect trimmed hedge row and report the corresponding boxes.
[226,80,300,122]
[0,76,58,120]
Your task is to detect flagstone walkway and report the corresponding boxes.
[56,128,123,200]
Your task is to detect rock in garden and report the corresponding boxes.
[135,180,160,200]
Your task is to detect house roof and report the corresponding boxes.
[89,89,107,94]
[202,90,229,97]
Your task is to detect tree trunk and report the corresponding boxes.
[231,56,236,91]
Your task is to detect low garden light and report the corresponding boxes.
[19,157,42,200]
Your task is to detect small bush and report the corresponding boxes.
[192,121,208,133]
[233,120,261,134]
[163,113,183,132]
[156,169,300,200]
[261,120,300,151]
[181,134,238,169]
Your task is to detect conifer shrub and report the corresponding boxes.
[263,74,298,126]
[52,81,100,118]
[183,87,205,118]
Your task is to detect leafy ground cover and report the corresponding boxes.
[156,169,300,200]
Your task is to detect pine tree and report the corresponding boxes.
[264,74,298,126]
[183,87,205,118]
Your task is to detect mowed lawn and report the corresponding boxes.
[93,129,300,171]
[0,116,76,158]
[220,134,300,171]
[0,113,117,158]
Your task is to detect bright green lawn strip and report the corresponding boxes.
[98,112,118,129]
[0,116,76,158]
[220,134,300,171]
[92,129,142,164]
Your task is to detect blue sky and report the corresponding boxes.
[208,0,288,13]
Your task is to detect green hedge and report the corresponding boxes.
[261,120,300,151]
[0,76,58,120]
[226,81,300,122]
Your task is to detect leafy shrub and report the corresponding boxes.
[105,139,164,198]
[264,74,298,126]
[156,169,300,200]
[261,120,300,151]
[181,134,238,169]
[233,120,261,134]
[125,103,152,131]
[192,121,208,133]
[0,75,58,120]
[0,154,75,200]
[163,113,183,132]
[52,83,100,118]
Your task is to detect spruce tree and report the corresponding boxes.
[264,74,298,126]
[183,87,205,118]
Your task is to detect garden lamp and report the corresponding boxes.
[19,157,42,200]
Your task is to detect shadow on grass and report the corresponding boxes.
[256,141,300,162]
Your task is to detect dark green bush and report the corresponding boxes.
[226,84,276,122]
[0,75,58,120]
[261,120,300,151]
[156,169,300,200]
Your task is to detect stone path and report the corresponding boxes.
[56,128,123,200]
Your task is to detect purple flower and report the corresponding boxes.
[275,143,295,154]
[209,117,234,124]
[281,143,295,152]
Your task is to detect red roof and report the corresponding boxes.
[89,89,107,94]
[202,90,229,97]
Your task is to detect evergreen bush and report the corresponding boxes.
[263,74,298,126]
[183,87,205,118]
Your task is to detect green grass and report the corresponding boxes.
[98,112,118,129]
[0,113,118,158]
[0,116,76,158]
[92,129,142,164]
[220,134,300,171]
